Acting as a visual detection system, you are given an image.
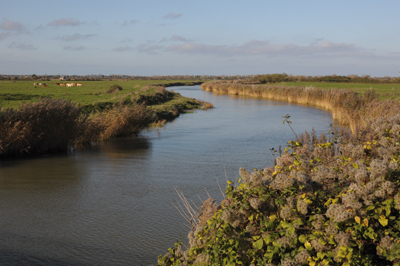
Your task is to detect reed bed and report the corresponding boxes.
[0,98,84,157]
[0,86,200,157]
[76,103,152,144]
[201,82,400,133]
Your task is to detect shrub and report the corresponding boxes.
[158,114,400,266]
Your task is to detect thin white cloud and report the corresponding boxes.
[48,18,85,27]
[56,33,96,42]
[122,20,139,26]
[8,42,36,50]
[0,32,12,41]
[160,34,194,43]
[165,40,360,57]
[64,45,85,51]
[136,43,164,55]
[0,19,24,31]
[112,46,133,52]
[163,12,183,19]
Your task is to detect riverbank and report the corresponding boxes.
[158,82,400,265]
[201,81,400,133]
[0,85,212,158]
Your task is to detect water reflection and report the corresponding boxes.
[0,86,334,265]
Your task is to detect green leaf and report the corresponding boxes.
[288,226,295,236]
[379,215,389,227]
[318,237,327,246]
[253,238,264,250]
[299,234,307,243]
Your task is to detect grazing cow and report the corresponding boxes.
[39,83,43,86]
[72,83,77,86]
[60,83,65,86]
[66,83,73,87]
[55,83,60,85]
[33,83,38,86]
[43,84,47,87]
[77,83,83,87]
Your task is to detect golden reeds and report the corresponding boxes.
[200,82,399,133]
[0,98,84,156]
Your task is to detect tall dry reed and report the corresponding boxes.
[0,98,84,156]
[76,103,152,144]
[200,82,398,132]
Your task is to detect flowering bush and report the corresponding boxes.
[158,114,400,266]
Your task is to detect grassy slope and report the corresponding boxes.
[0,79,201,109]
[276,82,400,101]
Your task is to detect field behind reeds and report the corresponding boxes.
[275,81,400,101]
[0,79,201,109]
[0,80,208,157]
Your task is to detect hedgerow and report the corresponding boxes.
[158,114,400,266]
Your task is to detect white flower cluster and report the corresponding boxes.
[326,204,355,222]
[311,214,325,230]
[377,236,393,255]
[221,209,245,228]
[342,192,362,210]
[280,207,294,220]
[311,166,329,183]
[297,200,308,215]
[277,236,294,248]
[333,231,350,262]
[295,249,310,265]
[281,258,296,266]
[325,221,339,235]
[394,194,400,210]
[291,172,309,184]
[341,143,364,159]
[245,224,257,234]
[311,238,329,252]
[249,197,263,210]
[270,174,295,190]
[249,172,263,187]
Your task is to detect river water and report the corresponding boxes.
[0,86,333,265]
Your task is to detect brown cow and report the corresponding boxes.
[60,83,65,86]
[43,84,47,87]
[55,83,60,85]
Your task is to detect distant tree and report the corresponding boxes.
[32,74,38,80]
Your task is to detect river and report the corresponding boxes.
[0,85,333,265]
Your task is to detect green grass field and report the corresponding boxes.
[276,82,400,101]
[0,79,199,109]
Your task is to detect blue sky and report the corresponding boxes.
[1,0,399,76]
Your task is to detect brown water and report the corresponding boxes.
[0,86,334,265]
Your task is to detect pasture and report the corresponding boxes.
[0,79,199,109]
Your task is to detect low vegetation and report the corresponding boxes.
[252,73,400,85]
[200,82,400,132]
[0,80,212,157]
[158,81,400,266]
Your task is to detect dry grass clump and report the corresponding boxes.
[200,101,214,110]
[76,103,153,143]
[0,98,84,156]
[106,84,123,93]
